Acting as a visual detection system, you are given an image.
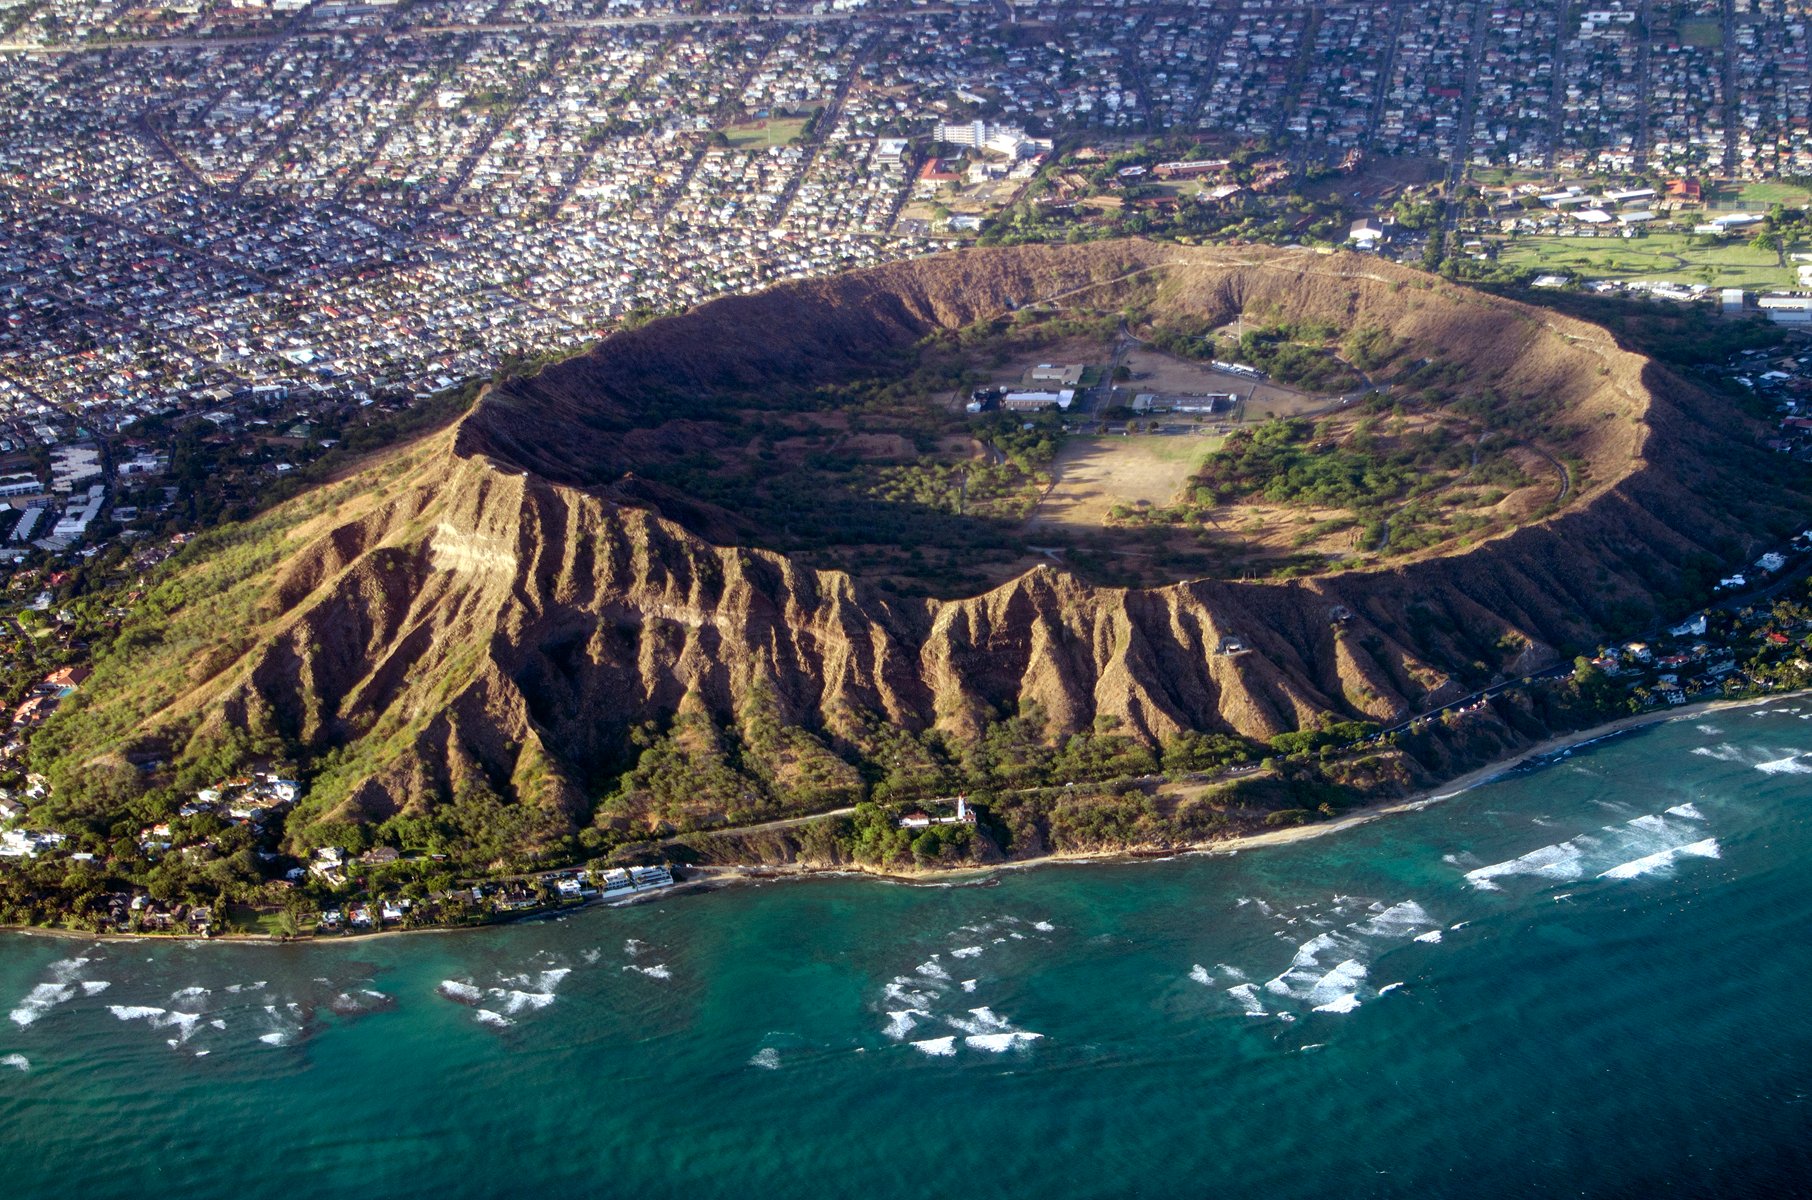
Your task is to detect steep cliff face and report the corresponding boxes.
[52,243,1808,838]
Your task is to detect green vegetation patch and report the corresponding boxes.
[1496,233,1792,290]
[1677,17,1723,47]
[719,116,811,149]
[1144,319,1370,393]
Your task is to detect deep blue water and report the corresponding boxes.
[4,704,1812,1199]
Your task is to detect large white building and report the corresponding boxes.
[0,473,41,499]
[933,121,1053,159]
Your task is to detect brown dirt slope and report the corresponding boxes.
[52,242,1809,840]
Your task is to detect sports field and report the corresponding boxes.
[1029,433,1220,531]
[720,116,809,149]
[1497,232,1794,289]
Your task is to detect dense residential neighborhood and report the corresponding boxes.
[7,0,1812,447]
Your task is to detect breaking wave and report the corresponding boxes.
[623,964,672,980]
[882,1010,926,1040]
[1598,838,1720,880]
[10,983,75,1028]
[1466,806,1720,890]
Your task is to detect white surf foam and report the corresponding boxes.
[1312,994,1361,1014]
[882,978,937,1008]
[623,964,671,980]
[80,981,110,997]
[749,1048,781,1070]
[162,1012,201,1042]
[490,989,555,1015]
[960,979,977,993]
[111,1005,201,1042]
[1304,960,1367,1009]
[910,1036,957,1057]
[945,1007,1013,1036]
[438,980,482,1004]
[1466,841,1586,890]
[915,958,951,981]
[1032,921,1055,932]
[950,946,982,959]
[171,986,209,1001]
[882,1010,926,1040]
[1757,754,1812,774]
[536,968,571,990]
[1266,932,1364,1000]
[1189,964,1213,986]
[1353,900,1434,938]
[10,983,76,1027]
[1598,837,1720,880]
[1227,983,1268,1016]
[1377,982,1405,996]
[965,1031,1042,1052]
[1414,930,1443,944]
[1666,803,1706,821]
[473,1010,513,1029]
[1,1053,28,1071]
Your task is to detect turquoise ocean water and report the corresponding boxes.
[4,703,1812,1199]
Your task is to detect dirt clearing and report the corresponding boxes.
[1028,434,1220,530]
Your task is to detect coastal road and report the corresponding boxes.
[1365,661,1579,744]
[671,806,859,845]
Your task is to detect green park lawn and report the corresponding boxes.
[1497,232,1795,289]
[1677,18,1722,47]
[1701,180,1812,212]
[721,116,810,149]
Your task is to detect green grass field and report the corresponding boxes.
[1701,181,1812,212]
[1677,18,1722,47]
[1737,181,1812,210]
[1497,232,1794,289]
[1471,167,1554,188]
[721,116,810,149]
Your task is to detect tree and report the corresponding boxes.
[1751,229,1788,268]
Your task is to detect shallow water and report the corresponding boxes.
[4,705,1812,1198]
